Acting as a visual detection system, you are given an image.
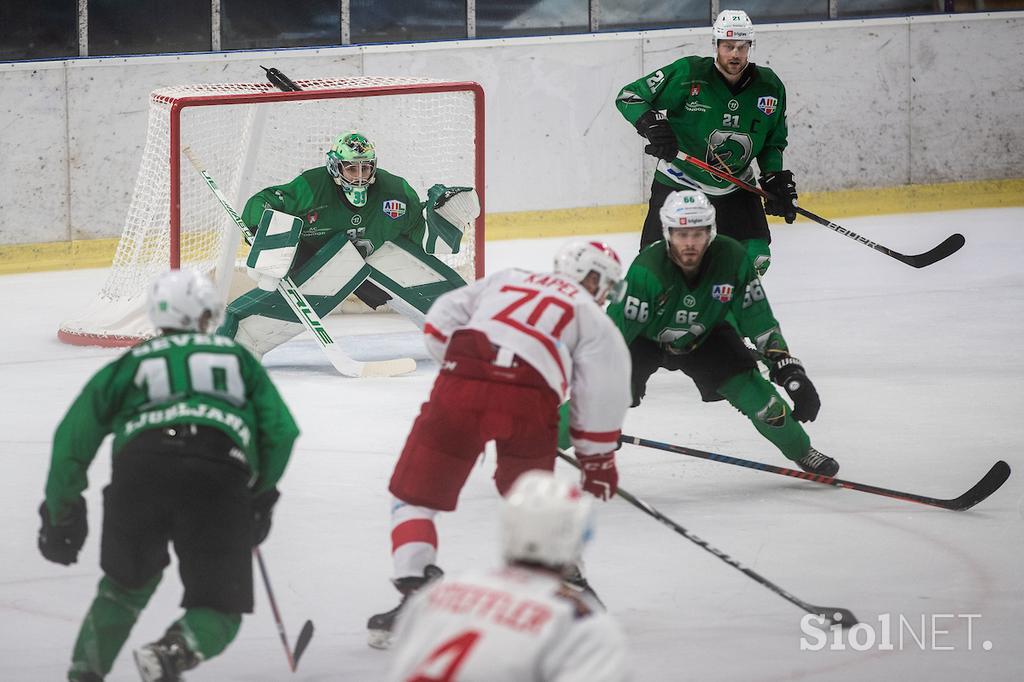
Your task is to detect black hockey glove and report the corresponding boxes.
[759,170,798,224]
[38,496,87,566]
[634,110,678,162]
[251,488,281,546]
[770,356,820,423]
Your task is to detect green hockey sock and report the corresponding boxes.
[745,238,772,277]
[69,572,161,678]
[718,370,809,461]
[175,608,242,660]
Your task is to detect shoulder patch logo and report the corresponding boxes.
[382,200,406,219]
[757,96,778,116]
[711,284,734,303]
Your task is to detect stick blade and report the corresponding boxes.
[947,460,1011,511]
[810,605,859,629]
[292,620,315,670]
[357,357,417,378]
[901,233,965,268]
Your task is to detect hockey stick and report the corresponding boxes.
[183,146,417,378]
[620,434,1010,512]
[253,547,315,671]
[557,449,857,627]
[669,150,965,268]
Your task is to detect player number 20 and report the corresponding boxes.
[623,296,650,322]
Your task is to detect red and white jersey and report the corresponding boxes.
[386,566,629,682]
[423,268,631,456]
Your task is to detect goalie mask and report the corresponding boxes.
[553,240,626,305]
[501,471,594,570]
[660,190,717,246]
[326,132,377,208]
[147,269,222,333]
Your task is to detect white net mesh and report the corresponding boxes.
[59,77,481,346]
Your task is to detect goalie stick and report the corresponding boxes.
[183,146,417,378]
[621,434,1011,512]
[254,548,315,672]
[557,449,858,628]
[669,150,965,268]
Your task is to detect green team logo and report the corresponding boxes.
[683,294,696,307]
[706,130,753,172]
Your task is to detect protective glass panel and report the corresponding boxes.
[476,0,588,38]
[222,0,340,49]
[0,0,77,60]
[733,1,829,22]
[89,0,211,56]
[350,0,466,44]
[837,0,938,17]
[597,0,709,32]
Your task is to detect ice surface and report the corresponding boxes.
[1,208,1022,680]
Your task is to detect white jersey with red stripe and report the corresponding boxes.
[423,268,631,456]
[386,566,629,682]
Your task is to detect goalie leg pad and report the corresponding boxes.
[718,369,811,461]
[221,236,372,357]
[366,236,468,322]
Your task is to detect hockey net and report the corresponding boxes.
[58,77,485,347]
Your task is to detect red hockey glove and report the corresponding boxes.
[578,452,618,501]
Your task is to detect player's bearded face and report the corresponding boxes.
[716,40,750,75]
[668,227,711,270]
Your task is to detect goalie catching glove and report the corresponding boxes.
[769,355,820,423]
[245,208,303,291]
[423,185,479,255]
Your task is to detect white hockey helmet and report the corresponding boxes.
[712,9,755,50]
[553,240,626,304]
[147,269,222,333]
[660,190,717,244]
[501,470,594,569]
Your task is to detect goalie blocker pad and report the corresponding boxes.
[245,209,303,291]
[219,233,467,357]
[423,184,479,256]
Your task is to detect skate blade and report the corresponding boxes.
[367,628,393,650]
[133,648,167,682]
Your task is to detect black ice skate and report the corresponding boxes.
[133,629,200,682]
[796,447,839,477]
[367,564,443,649]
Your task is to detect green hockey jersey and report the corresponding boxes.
[242,167,426,257]
[45,332,299,518]
[607,237,790,355]
[616,56,787,195]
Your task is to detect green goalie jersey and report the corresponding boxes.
[616,56,788,195]
[607,237,791,356]
[241,167,426,257]
[44,332,299,518]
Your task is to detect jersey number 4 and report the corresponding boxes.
[134,353,245,405]
[406,630,482,682]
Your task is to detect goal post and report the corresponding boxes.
[58,77,485,347]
